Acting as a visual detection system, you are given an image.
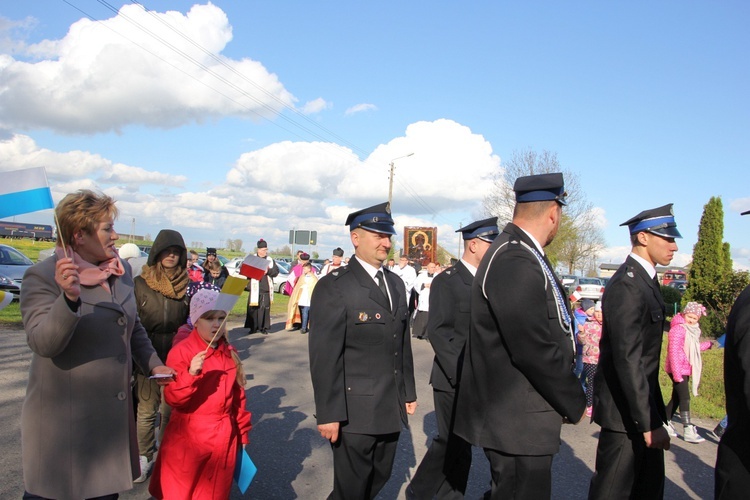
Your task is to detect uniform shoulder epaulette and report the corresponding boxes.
[625,264,636,279]
[329,266,350,279]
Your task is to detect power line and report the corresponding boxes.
[60,0,444,221]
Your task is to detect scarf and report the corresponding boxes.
[55,247,124,292]
[683,321,703,396]
[141,264,189,299]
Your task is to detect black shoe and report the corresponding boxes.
[300,330,307,334]
[262,331,269,335]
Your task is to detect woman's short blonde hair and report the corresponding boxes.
[56,189,118,247]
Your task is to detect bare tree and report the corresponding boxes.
[482,148,604,273]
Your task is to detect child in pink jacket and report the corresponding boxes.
[577,301,603,418]
[664,301,713,443]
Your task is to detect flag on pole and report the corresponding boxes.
[0,290,13,311]
[239,254,270,281]
[215,275,247,312]
[0,167,55,219]
[569,290,582,303]
[234,446,257,494]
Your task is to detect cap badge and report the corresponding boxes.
[372,216,379,222]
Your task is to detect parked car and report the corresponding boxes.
[0,272,21,300]
[274,260,291,294]
[560,274,578,292]
[598,276,611,288]
[225,257,243,277]
[0,244,34,300]
[573,277,605,301]
[667,280,688,294]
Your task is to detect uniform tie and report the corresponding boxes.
[375,270,390,307]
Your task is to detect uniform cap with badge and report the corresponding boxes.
[620,203,682,238]
[457,217,500,243]
[514,172,567,205]
[345,201,397,235]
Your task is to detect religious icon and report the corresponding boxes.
[404,227,437,267]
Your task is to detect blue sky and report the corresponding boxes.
[1,1,748,270]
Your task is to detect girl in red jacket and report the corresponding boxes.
[149,288,252,499]
[664,301,712,444]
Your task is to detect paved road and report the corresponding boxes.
[1,318,720,499]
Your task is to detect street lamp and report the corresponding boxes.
[388,153,414,207]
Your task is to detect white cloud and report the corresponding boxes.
[0,4,295,133]
[301,98,332,115]
[0,134,186,187]
[345,103,377,115]
[590,206,607,229]
[729,197,750,215]
[5,119,501,257]
[340,119,500,214]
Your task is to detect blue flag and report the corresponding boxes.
[0,167,54,219]
[234,446,257,494]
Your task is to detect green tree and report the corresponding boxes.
[685,197,726,305]
[684,196,738,336]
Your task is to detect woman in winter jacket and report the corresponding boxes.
[664,301,713,443]
[132,229,191,481]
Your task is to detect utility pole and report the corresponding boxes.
[388,153,414,207]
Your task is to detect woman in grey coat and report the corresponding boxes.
[20,190,176,500]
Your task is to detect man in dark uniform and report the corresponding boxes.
[408,217,499,499]
[715,209,750,498]
[454,173,586,499]
[589,204,679,499]
[309,201,417,500]
[244,238,279,334]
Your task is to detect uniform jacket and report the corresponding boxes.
[454,223,586,456]
[308,257,416,435]
[716,283,750,494]
[664,313,712,380]
[20,255,162,500]
[428,260,473,392]
[149,329,252,500]
[592,255,668,433]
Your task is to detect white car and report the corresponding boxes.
[225,257,243,277]
[573,277,605,301]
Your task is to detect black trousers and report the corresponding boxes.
[484,448,553,499]
[329,431,400,500]
[665,376,691,417]
[588,428,664,500]
[244,292,271,332]
[409,389,472,499]
[716,435,750,499]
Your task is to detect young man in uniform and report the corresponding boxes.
[589,204,680,498]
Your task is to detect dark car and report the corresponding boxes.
[667,280,688,293]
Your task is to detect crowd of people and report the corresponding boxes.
[16,182,750,499]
